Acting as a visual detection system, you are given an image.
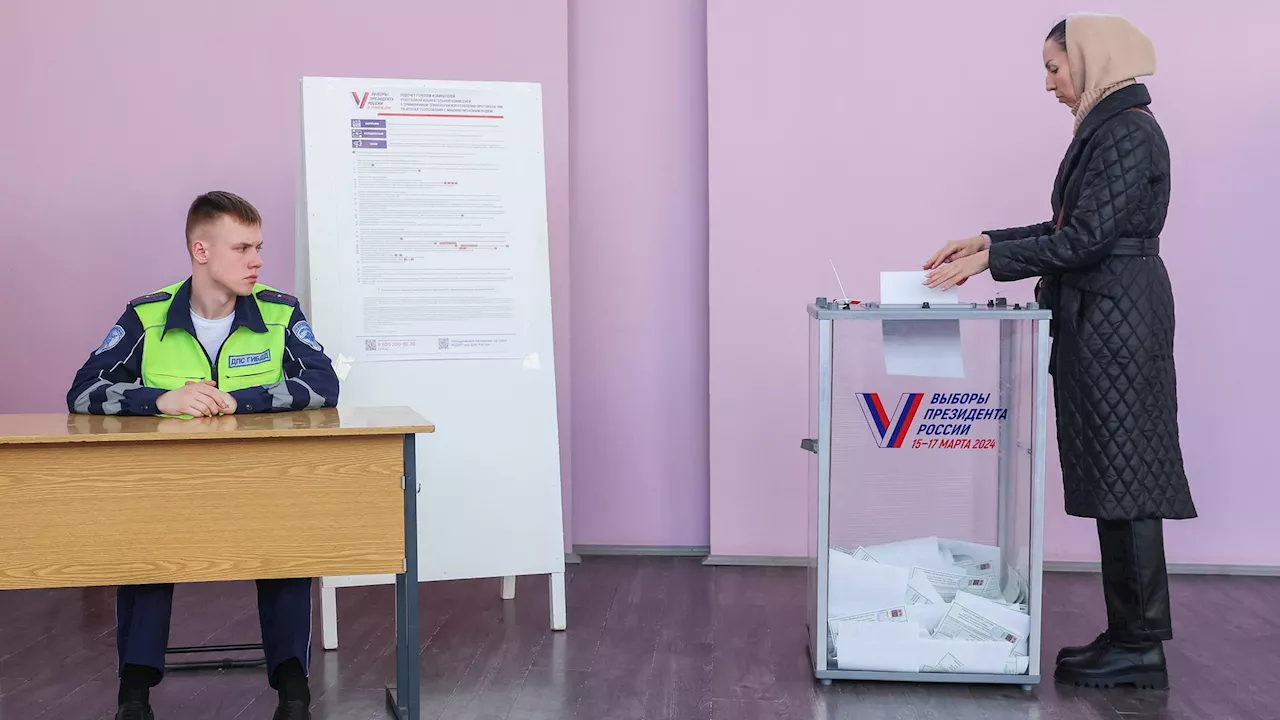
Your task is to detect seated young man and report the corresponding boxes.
[67,190,340,720]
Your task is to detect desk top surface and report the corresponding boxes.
[0,406,434,445]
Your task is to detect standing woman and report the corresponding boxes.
[922,14,1195,689]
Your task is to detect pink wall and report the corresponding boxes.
[707,1,1277,564]
[0,0,716,554]
[0,1,575,548]
[568,0,711,547]
[7,2,1271,565]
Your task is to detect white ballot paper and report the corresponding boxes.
[849,536,958,573]
[835,621,927,673]
[905,602,950,634]
[826,536,1033,675]
[941,538,1002,572]
[830,605,909,639]
[848,546,878,562]
[910,567,992,604]
[879,271,965,378]
[932,591,1032,657]
[828,550,910,618]
[880,270,962,307]
[1002,564,1031,605]
[917,641,1032,675]
[834,622,1029,674]
[906,572,947,605]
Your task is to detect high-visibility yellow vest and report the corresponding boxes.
[132,281,290,392]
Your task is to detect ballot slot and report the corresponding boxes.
[805,298,1050,685]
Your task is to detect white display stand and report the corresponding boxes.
[295,76,567,648]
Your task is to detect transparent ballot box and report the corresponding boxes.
[802,297,1051,687]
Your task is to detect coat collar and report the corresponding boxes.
[164,277,268,338]
[1074,83,1152,142]
[1053,83,1154,202]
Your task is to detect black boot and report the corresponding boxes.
[1055,519,1173,689]
[115,700,155,720]
[271,658,311,720]
[1056,630,1108,663]
[1055,639,1169,689]
[116,664,159,719]
[273,700,310,720]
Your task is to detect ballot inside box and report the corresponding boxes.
[802,298,1051,686]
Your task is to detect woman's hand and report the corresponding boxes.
[925,250,990,290]
[923,234,989,270]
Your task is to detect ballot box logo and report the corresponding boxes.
[858,392,924,448]
[858,392,1006,449]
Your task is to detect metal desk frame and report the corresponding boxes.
[162,437,424,718]
[386,435,422,720]
[165,437,422,718]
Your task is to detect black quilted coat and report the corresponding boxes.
[985,84,1195,521]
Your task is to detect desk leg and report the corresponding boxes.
[392,572,409,715]
[386,434,421,720]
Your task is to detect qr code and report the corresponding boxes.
[365,339,377,351]
[437,337,450,350]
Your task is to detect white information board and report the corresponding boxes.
[295,76,567,644]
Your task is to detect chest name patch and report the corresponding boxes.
[227,349,272,369]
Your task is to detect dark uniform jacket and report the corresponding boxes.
[985,84,1195,520]
[68,279,340,416]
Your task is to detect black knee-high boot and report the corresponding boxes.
[1054,519,1172,689]
[1099,519,1173,643]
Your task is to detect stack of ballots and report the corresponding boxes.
[826,536,1032,675]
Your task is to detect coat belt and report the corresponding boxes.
[1111,236,1160,256]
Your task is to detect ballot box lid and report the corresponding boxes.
[808,298,1052,321]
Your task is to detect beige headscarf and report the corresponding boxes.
[1064,13,1156,133]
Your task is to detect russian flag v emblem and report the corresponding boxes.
[858,393,924,448]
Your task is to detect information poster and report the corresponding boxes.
[303,80,543,361]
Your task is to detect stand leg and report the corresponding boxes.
[501,575,516,600]
[321,585,339,650]
[549,572,566,631]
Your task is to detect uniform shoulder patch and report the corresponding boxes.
[257,289,299,306]
[291,320,323,352]
[129,291,172,306]
[94,325,127,355]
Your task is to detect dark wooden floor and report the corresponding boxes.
[1,557,1276,719]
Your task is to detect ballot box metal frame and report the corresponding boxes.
[802,298,1051,688]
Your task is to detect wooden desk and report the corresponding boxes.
[0,406,432,720]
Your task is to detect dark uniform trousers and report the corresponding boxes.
[67,280,340,689]
[117,578,312,686]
